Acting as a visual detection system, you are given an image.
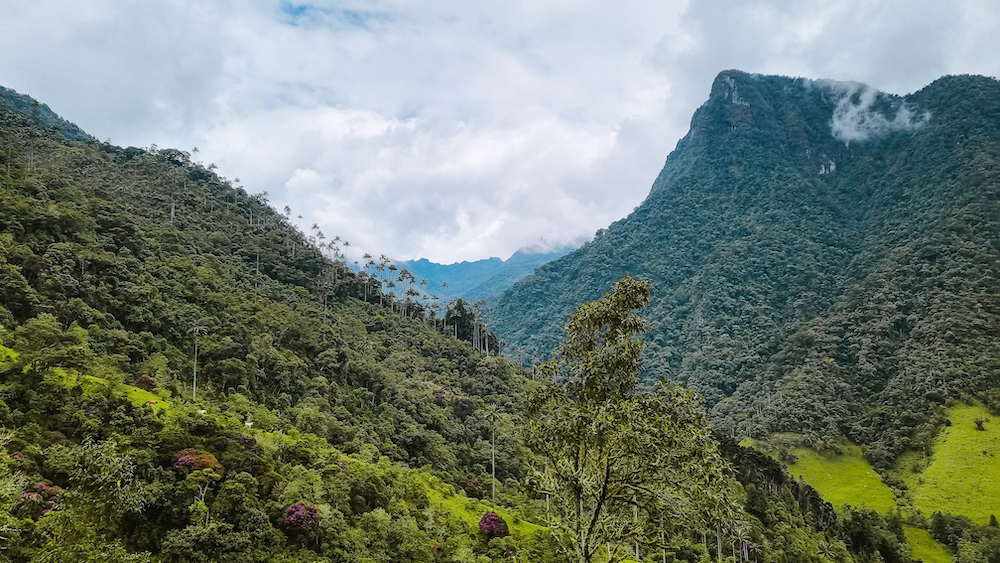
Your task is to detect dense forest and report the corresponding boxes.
[0,79,996,562]
[494,71,1000,465]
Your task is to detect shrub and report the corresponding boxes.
[453,397,475,420]
[134,375,157,390]
[17,482,61,519]
[457,476,484,499]
[479,511,509,538]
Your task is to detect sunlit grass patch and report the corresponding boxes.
[49,367,169,414]
[777,441,897,513]
[903,525,952,563]
[910,403,1000,525]
[417,472,545,537]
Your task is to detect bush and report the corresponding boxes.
[134,375,157,390]
[479,511,509,538]
[457,477,484,499]
[17,482,61,519]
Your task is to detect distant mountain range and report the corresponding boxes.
[494,70,1000,461]
[398,246,574,303]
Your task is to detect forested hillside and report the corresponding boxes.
[0,89,547,561]
[495,71,1000,463]
[0,83,936,562]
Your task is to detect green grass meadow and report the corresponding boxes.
[756,436,954,560]
[908,403,1000,525]
[903,525,952,563]
[779,442,897,513]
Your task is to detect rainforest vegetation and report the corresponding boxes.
[1,75,998,562]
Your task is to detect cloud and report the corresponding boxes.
[827,83,929,143]
[3,0,1000,263]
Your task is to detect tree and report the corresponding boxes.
[482,403,502,504]
[9,313,93,375]
[188,324,207,401]
[526,275,742,563]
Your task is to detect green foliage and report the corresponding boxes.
[1,77,979,563]
[0,87,557,562]
[554,274,650,404]
[527,276,742,563]
[8,313,93,375]
[929,510,1000,562]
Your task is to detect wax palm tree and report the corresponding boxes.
[482,403,503,504]
[187,323,208,401]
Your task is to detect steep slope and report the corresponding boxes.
[0,86,562,560]
[0,85,92,143]
[495,71,1000,459]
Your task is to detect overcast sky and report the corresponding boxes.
[3,1,998,263]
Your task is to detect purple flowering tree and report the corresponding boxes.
[479,511,509,538]
[285,502,319,543]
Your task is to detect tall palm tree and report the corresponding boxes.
[187,324,208,401]
[482,403,503,504]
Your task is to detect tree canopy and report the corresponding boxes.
[527,275,742,563]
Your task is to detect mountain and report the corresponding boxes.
[0,85,92,143]
[0,81,987,563]
[0,85,566,561]
[398,256,504,299]
[495,70,1000,461]
[399,245,573,303]
[463,247,574,303]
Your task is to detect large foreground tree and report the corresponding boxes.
[526,275,742,563]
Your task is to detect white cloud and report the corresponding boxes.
[2,0,1000,263]
[827,83,929,143]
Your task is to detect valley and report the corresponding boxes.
[1,73,999,562]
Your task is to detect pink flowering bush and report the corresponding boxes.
[285,502,319,543]
[478,511,509,538]
[457,477,484,499]
[17,482,61,519]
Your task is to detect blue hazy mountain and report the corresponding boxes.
[400,245,574,302]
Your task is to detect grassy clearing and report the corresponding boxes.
[754,437,955,559]
[48,367,170,414]
[909,403,1000,525]
[903,525,952,563]
[418,473,545,537]
[776,441,897,513]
